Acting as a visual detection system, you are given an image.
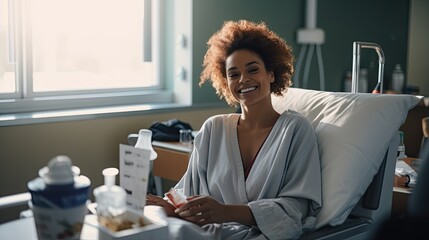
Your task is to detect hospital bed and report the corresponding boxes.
[272,87,421,239]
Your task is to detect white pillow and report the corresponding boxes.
[272,88,422,228]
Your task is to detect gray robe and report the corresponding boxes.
[172,111,322,240]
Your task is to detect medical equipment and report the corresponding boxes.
[352,41,385,93]
[294,0,325,90]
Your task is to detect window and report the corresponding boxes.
[0,0,192,115]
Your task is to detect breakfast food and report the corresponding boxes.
[98,215,147,232]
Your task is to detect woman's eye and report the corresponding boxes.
[228,73,238,79]
[248,68,259,73]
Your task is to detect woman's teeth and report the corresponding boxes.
[239,87,256,93]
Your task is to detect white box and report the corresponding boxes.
[85,206,168,240]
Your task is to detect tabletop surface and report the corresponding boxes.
[152,141,193,153]
[0,215,100,240]
[0,206,171,240]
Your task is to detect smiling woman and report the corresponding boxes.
[146,20,322,240]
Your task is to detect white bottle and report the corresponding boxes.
[93,168,127,229]
[397,131,407,161]
[343,71,352,92]
[359,68,368,93]
[391,64,405,93]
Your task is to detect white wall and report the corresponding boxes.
[407,0,429,96]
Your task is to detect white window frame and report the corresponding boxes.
[0,0,192,116]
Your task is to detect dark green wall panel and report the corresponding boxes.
[192,0,410,104]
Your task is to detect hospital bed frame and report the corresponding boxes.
[301,41,396,239]
[300,133,399,240]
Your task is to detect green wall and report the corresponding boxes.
[191,0,410,104]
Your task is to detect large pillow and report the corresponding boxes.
[272,88,422,228]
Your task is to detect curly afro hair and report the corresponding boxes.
[200,20,294,106]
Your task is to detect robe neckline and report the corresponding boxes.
[229,113,287,201]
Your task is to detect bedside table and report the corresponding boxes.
[150,141,192,195]
[392,157,419,217]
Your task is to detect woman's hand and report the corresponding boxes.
[146,193,178,217]
[174,195,227,226]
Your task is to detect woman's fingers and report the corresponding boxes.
[176,204,205,217]
[174,196,223,225]
[180,209,210,225]
[146,194,178,217]
[176,195,205,212]
[146,194,164,205]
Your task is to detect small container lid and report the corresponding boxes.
[102,168,119,187]
[38,155,80,185]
